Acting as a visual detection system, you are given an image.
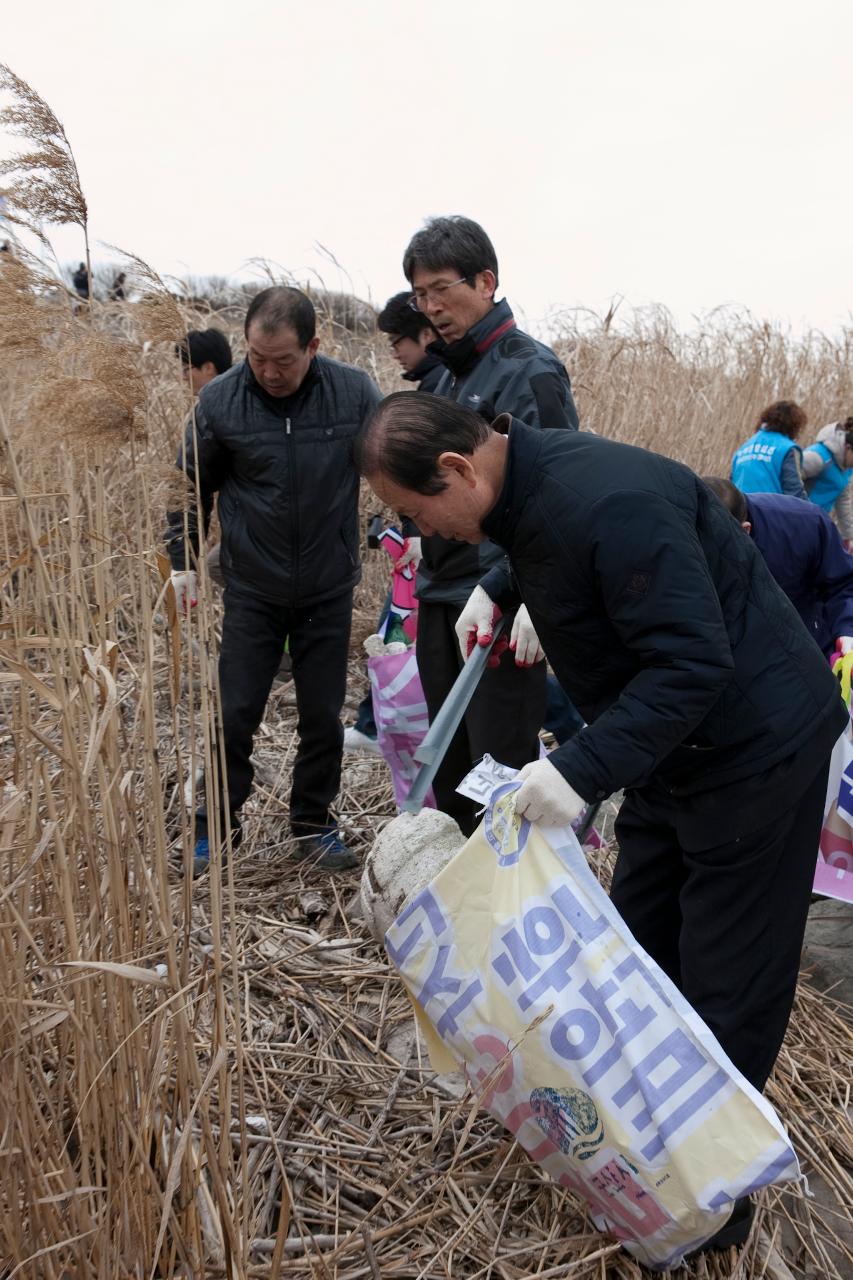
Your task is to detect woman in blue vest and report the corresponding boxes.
[802,418,853,549]
[731,400,808,498]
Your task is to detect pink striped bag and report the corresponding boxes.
[368,649,435,810]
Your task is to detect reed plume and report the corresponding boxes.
[0,62,90,294]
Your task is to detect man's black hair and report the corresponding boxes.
[244,285,316,348]
[356,391,493,495]
[377,292,437,342]
[402,216,499,289]
[702,476,748,523]
[179,328,233,374]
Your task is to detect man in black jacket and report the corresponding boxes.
[166,286,381,873]
[377,291,444,393]
[399,216,579,831]
[357,395,843,1158]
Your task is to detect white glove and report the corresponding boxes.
[509,605,544,667]
[515,758,586,827]
[170,569,198,612]
[397,536,421,570]
[836,636,853,655]
[455,585,499,658]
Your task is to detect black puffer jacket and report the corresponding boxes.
[417,299,578,605]
[166,356,381,606]
[481,421,846,814]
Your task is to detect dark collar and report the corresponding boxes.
[245,356,321,415]
[481,418,542,550]
[402,352,443,383]
[428,298,516,377]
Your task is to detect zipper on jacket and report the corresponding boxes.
[286,416,299,605]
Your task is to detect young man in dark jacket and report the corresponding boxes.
[377,291,444,393]
[400,215,579,831]
[178,327,233,396]
[358,394,845,1245]
[166,286,382,873]
[703,478,853,658]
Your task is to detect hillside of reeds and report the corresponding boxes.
[1,62,851,1280]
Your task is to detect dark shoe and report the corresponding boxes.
[292,827,359,872]
[689,1198,753,1255]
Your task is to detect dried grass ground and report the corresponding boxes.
[183,694,853,1280]
[1,298,852,1279]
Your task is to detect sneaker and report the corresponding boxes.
[190,826,240,877]
[292,827,359,872]
[343,726,383,756]
[193,836,211,877]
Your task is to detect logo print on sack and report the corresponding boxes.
[484,782,531,866]
[530,1086,605,1161]
[837,759,853,824]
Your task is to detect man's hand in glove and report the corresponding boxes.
[170,569,198,612]
[397,536,421,571]
[509,605,544,667]
[454,585,508,667]
[515,758,585,827]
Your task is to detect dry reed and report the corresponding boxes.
[0,67,851,1279]
[1,292,851,1279]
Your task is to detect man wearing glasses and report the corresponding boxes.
[377,291,444,393]
[400,215,578,831]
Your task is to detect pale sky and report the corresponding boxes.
[3,0,851,336]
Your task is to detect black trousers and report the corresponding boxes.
[197,584,353,840]
[417,600,546,835]
[611,759,829,1091]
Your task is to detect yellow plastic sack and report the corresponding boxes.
[385,780,800,1270]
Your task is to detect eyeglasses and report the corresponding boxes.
[407,277,471,311]
[389,334,407,349]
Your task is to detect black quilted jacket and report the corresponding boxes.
[166,356,381,606]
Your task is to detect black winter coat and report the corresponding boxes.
[481,421,846,822]
[166,356,382,606]
[416,300,578,605]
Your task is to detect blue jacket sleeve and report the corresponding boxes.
[780,449,807,499]
[816,513,853,643]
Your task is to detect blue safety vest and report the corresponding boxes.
[803,441,853,512]
[731,429,802,494]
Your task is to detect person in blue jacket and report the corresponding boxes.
[731,399,808,497]
[802,418,853,546]
[703,478,853,658]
